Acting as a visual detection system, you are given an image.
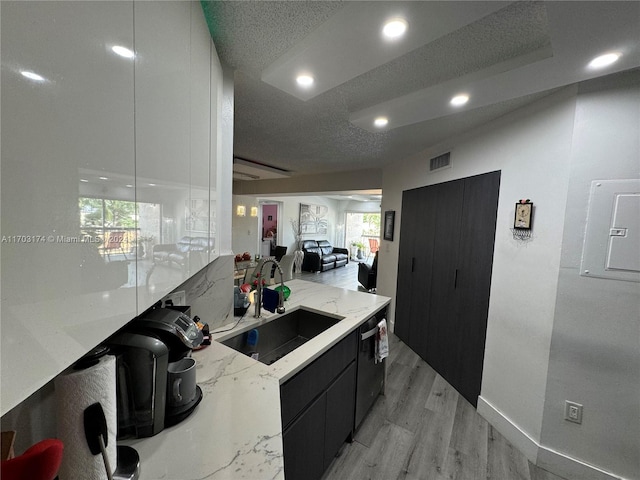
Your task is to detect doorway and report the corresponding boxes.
[260,201,281,257]
[345,212,381,260]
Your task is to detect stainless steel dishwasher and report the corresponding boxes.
[355,306,387,430]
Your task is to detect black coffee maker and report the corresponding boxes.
[106,306,204,439]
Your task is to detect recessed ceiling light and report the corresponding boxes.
[80,179,89,183]
[382,18,408,39]
[148,183,157,187]
[588,52,621,69]
[112,45,135,59]
[125,184,134,188]
[99,176,109,180]
[20,70,45,82]
[374,117,389,128]
[450,94,469,107]
[296,74,314,87]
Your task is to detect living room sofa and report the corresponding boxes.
[153,236,214,270]
[301,240,349,272]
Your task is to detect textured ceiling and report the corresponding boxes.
[201,1,640,179]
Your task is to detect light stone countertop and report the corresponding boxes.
[122,279,391,480]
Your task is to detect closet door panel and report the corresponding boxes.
[394,188,420,347]
[425,180,464,381]
[453,171,501,406]
[411,185,439,360]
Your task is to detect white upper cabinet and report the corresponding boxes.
[134,2,217,309]
[134,1,193,305]
[0,1,220,415]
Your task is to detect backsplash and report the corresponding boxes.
[0,254,235,455]
[164,254,235,330]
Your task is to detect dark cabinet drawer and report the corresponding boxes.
[281,331,357,428]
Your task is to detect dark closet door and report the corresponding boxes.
[395,185,440,359]
[424,180,464,382]
[394,171,500,408]
[394,188,421,352]
[451,171,500,406]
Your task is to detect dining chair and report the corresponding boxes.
[368,238,379,259]
[274,254,295,283]
[245,257,272,285]
[101,231,128,260]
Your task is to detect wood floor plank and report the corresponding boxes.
[388,363,437,434]
[322,440,369,480]
[400,393,458,480]
[529,462,568,480]
[425,374,459,414]
[450,393,489,476]
[487,425,531,480]
[355,361,413,447]
[439,446,487,480]
[362,421,416,480]
[333,421,415,480]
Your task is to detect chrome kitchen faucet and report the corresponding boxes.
[254,259,286,318]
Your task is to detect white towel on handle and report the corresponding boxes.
[375,318,389,364]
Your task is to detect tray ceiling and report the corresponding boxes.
[202,1,640,179]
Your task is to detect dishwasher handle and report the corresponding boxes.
[361,326,378,341]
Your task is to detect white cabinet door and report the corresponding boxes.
[0,1,137,414]
[133,1,212,310]
[188,2,216,274]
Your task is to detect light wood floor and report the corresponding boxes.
[296,262,566,480]
[296,258,367,291]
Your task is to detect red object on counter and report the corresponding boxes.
[1,438,63,480]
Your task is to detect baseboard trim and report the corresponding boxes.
[536,446,626,480]
[476,396,539,463]
[477,396,626,480]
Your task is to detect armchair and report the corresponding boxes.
[358,251,378,292]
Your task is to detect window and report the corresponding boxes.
[345,212,380,259]
[80,197,160,259]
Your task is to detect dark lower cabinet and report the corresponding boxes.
[281,332,357,480]
[323,362,356,468]
[282,393,327,480]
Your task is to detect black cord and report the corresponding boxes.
[211,308,249,334]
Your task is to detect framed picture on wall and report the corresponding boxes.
[383,210,395,241]
[513,201,533,230]
[299,203,329,235]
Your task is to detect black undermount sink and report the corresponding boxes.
[219,308,343,365]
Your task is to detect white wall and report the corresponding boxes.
[382,85,577,451]
[381,72,639,480]
[538,71,640,480]
[232,194,261,256]
[232,195,342,257]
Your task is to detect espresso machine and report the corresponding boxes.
[106,305,204,439]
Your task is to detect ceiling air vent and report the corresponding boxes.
[430,152,451,172]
